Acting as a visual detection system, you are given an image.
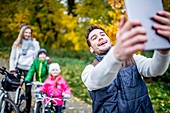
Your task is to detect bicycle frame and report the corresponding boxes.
[45,96,62,105]
[0,95,6,112]
[0,88,5,109]
[0,89,19,113]
[0,66,20,113]
[33,92,45,113]
[0,90,8,113]
[44,94,69,113]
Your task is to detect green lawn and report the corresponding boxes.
[51,57,170,112]
[147,83,170,113]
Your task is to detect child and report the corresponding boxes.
[24,48,49,112]
[25,48,49,83]
[42,63,72,113]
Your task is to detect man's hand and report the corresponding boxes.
[114,16,148,61]
[152,11,170,54]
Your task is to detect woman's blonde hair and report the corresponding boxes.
[12,25,32,48]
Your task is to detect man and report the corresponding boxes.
[81,11,170,113]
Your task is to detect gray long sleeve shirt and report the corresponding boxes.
[81,47,170,91]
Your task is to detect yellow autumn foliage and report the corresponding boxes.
[90,0,140,54]
[89,0,123,46]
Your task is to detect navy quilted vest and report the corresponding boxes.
[88,58,154,113]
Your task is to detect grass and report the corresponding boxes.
[51,56,170,112]
[147,82,170,113]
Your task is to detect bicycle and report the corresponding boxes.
[28,81,69,113]
[25,81,45,113]
[14,76,27,113]
[44,94,67,113]
[0,66,20,113]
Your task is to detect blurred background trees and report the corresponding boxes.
[0,0,169,74]
[0,0,111,53]
[0,0,169,54]
[0,0,170,112]
[0,0,169,80]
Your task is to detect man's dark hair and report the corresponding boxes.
[85,25,105,47]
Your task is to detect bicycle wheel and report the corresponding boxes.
[18,93,27,113]
[15,85,27,113]
[0,97,19,113]
[45,104,60,113]
[34,101,44,113]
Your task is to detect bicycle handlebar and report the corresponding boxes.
[26,81,44,86]
[0,66,21,78]
[0,67,9,75]
[44,95,70,106]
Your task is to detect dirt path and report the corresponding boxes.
[63,96,92,113]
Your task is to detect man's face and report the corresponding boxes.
[88,29,112,55]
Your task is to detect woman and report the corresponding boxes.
[9,25,40,73]
[9,25,40,113]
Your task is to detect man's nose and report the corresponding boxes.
[98,35,103,40]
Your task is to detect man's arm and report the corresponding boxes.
[81,47,122,91]
[134,50,170,77]
[135,11,170,77]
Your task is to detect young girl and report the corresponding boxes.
[42,63,72,113]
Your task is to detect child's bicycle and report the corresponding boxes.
[27,81,45,113]
[28,82,69,113]
[0,66,20,113]
[44,94,67,113]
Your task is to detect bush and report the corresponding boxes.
[0,47,11,59]
[46,47,95,61]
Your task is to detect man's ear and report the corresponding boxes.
[90,47,94,53]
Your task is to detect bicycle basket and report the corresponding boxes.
[1,74,20,91]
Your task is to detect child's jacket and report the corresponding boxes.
[25,59,49,82]
[42,75,72,106]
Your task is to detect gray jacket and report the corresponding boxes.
[9,39,40,71]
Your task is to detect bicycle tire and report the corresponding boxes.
[0,97,19,113]
[34,101,44,113]
[18,93,27,113]
[45,104,59,113]
[15,84,27,113]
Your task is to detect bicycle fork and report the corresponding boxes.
[0,90,6,113]
[34,98,45,113]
